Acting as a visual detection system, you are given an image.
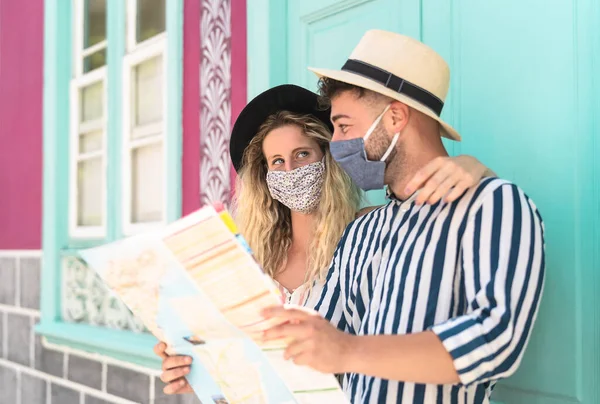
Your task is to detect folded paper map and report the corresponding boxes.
[80,203,349,404]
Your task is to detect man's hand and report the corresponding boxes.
[261,305,356,374]
[154,342,194,395]
[405,155,491,205]
[262,307,461,384]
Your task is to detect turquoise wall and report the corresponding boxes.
[247,0,600,402]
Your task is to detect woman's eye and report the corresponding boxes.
[297,151,309,159]
[272,158,284,165]
[339,124,349,134]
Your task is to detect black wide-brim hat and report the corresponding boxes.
[229,84,333,172]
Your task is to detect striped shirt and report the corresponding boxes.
[313,178,546,404]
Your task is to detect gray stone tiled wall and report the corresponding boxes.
[19,257,42,310]
[21,373,47,404]
[0,254,202,404]
[0,257,16,305]
[107,365,152,403]
[6,314,31,366]
[67,355,103,390]
[0,366,18,404]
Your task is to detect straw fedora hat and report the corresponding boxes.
[309,29,461,141]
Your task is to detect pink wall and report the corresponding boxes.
[0,0,246,245]
[182,0,201,215]
[0,0,44,249]
[230,0,247,195]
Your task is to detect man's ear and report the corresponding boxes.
[386,100,410,135]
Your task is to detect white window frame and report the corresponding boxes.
[126,0,167,52]
[73,0,108,78]
[69,0,108,239]
[121,26,168,235]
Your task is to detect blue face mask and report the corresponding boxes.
[329,105,400,191]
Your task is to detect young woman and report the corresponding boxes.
[155,84,494,395]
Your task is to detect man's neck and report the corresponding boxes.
[388,133,448,200]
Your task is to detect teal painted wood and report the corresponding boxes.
[40,0,72,324]
[421,0,459,157]
[286,0,406,94]
[420,1,598,402]
[35,322,161,369]
[248,0,600,402]
[246,0,288,100]
[576,1,600,402]
[166,0,184,223]
[39,0,184,368]
[107,0,126,240]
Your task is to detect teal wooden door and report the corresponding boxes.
[247,1,600,403]
[419,2,599,403]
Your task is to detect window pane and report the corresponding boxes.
[84,0,106,48]
[83,48,106,73]
[131,143,163,223]
[136,0,166,43]
[81,81,103,123]
[134,56,163,127]
[77,157,103,226]
[79,131,103,154]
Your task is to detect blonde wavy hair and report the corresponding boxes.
[232,111,362,283]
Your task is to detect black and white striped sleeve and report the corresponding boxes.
[431,184,546,386]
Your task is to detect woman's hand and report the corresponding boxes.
[405,155,494,205]
[154,342,194,395]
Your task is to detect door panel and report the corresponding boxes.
[287,0,404,91]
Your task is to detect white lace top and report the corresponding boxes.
[273,279,325,307]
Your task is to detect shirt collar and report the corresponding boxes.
[386,187,421,212]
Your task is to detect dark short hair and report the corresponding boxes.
[316,77,366,109]
[317,77,389,110]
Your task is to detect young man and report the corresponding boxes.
[261,30,546,403]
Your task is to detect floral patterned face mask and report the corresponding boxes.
[266,159,325,214]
